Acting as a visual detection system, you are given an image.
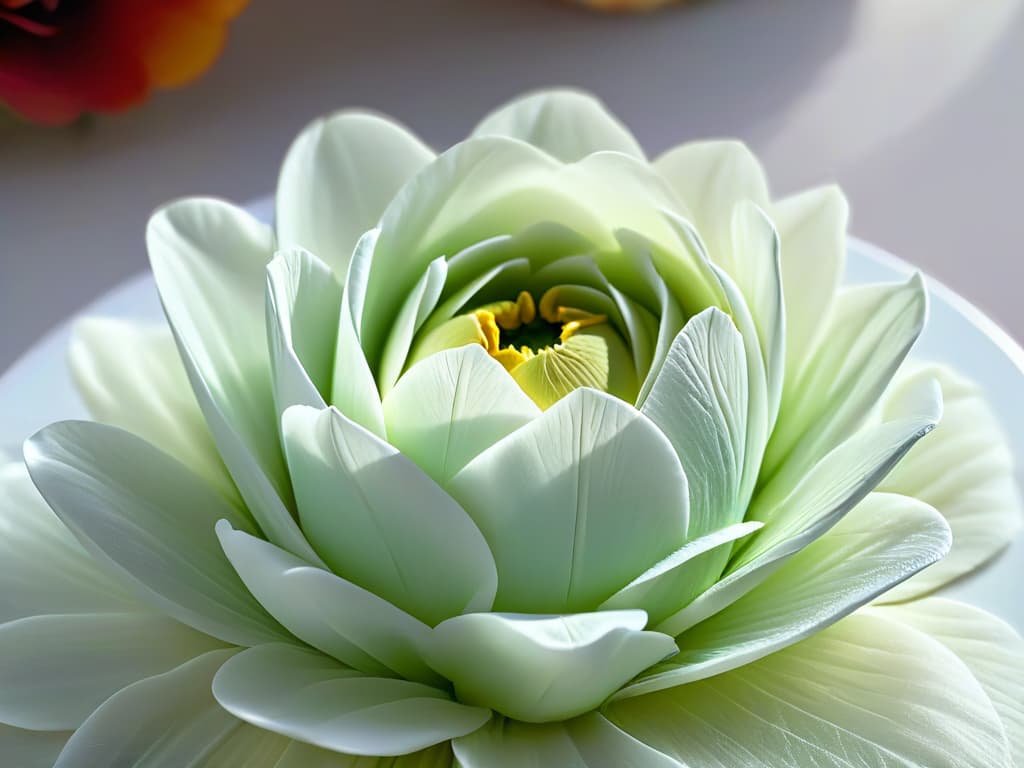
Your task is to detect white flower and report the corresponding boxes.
[2,90,1022,767]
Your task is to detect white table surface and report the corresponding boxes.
[1,0,1023,371]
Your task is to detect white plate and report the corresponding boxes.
[2,197,1021,630]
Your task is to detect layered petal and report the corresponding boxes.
[0,725,69,768]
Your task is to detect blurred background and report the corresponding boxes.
[1,0,1022,371]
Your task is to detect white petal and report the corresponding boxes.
[621,492,950,697]
[276,111,434,280]
[0,613,225,730]
[0,725,69,768]
[771,185,848,378]
[282,405,497,625]
[0,463,138,624]
[54,648,238,768]
[453,713,682,768]
[212,643,490,757]
[217,522,441,685]
[874,598,1024,765]
[147,198,320,563]
[876,364,1024,601]
[607,611,1012,768]
[266,248,343,413]
[25,422,288,646]
[424,610,676,723]
[383,345,541,485]
[69,318,237,502]
[641,308,748,540]
[471,89,645,163]
[378,256,447,396]
[448,389,688,613]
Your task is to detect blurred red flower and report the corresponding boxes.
[0,0,247,125]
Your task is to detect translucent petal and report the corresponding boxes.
[277,111,434,281]
[378,256,447,396]
[25,422,288,647]
[471,89,645,163]
[282,405,497,625]
[423,610,676,723]
[0,724,69,768]
[0,613,225,730]
[448,389,688,613]
[212,643,491,757]
[608,612,1012,768]
[383,345,541,485]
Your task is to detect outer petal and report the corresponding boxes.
[212,643,491,757]
[620,492,950,697]
[876,364,1024,601]
[147,198,320,563]
[276,112,435,280]
[0,613,225,731]
[453,713,683,768]
[25,422,288,647]
[383,345,541,485]
[607,612,1012,768]
[69,317,237,502]
[282,405,498,625]
[422,610,677,723]
[471,89,645,163]
[0,725,69,768]
[448,388,689,613]
[873,598,1024,765]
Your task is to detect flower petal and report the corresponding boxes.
[620,492,950,697]
[448,388,689,613]
[608,611,1012,768]
[0,613,225,730]
[873,598,1024,765]
[423,611,677,723]
[0,725,69,768]
[0,463,138,624]
[69,318,237,502]
[383,345,541,485]
[281,405,498,625]
[875,364,1024,601]
[453,713,683,768]
[471,89,645,163]
[216,521,441,686]
[212,643,491,757]
[266,248,343,413]
[147,198,320,563]
[276,112,434,281]
[53,649,238,768]
[25,422,288,647]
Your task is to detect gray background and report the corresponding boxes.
[2,0,1023,371]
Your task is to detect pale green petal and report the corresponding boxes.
[331,228,386,436]
[448,389,688,613]
[378,256,447,396]
[383,345,541,485]
[147,198,321,563]
[761,275,928,495]
[282,405,497,625]
[69,318,238,502]
[453,713,682,768]
[217,522,441,685]
[599,522,762,625]
[607,612,1012,768]
[0,725,69,768]
[212,643,491,757]
[0,613,224,730]
[771,185,848,378]
[874,598,1024,765]
[471,89,645,163]
[277,111,434,281]
[641,308,748,540]
[423,610,676,723]
[876,364,1024,601]
[266,248,343,412]
[25,422,288,647]
[622,492,950,697]
[0,463,138,624]
[54,649,238,768]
